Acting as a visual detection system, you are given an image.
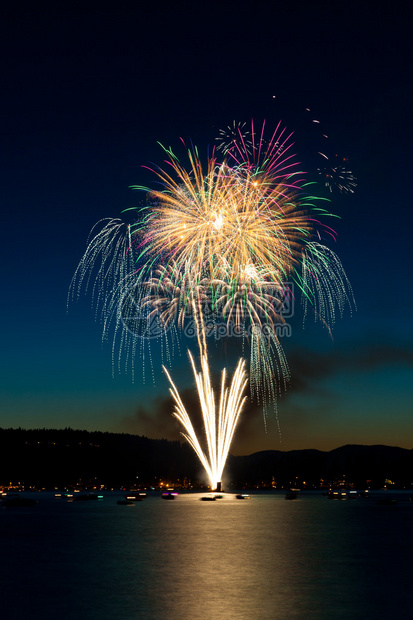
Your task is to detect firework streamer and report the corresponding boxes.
[70,121,354,488]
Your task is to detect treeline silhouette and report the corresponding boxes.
[0,428,412,488]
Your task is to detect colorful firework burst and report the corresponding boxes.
[70,120,354,487]
[317,156,357,194]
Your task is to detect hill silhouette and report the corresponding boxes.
[0,428,412,488]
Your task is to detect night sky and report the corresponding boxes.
[1,3,412,455]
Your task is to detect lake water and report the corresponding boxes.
[1,491,412,619]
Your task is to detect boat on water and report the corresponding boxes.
[285,491,298,500]
[200,495,216,501]
[124,492,146,502]
[161,492,178,500]
[235,494,251,500]
[327,490,360,500]
[73,493,103,501]
[327,490,347,500]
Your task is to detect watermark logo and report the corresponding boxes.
[120,291,167,339]
[120,283,295,340]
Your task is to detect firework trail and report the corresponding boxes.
[70,121,354,488]
[164,350,248,490]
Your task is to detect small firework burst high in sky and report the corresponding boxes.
[303,107,358,194]
[215,120,254,155]
[70,120,354,489]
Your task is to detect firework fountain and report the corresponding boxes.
[70,121,354,490]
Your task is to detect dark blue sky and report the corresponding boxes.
[1,3,412,454]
